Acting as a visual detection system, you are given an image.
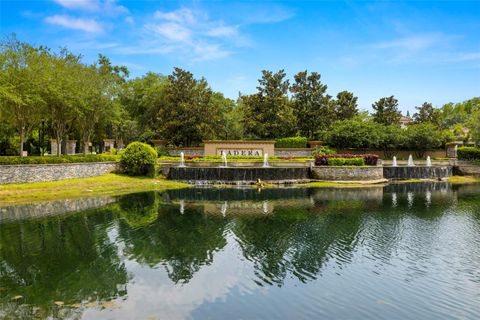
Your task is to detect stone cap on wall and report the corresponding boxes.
[204,140,276,144]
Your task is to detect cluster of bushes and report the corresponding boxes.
[322,120,453,158]
[327,157,365,166]
[275,137,308,148]
[119,142,158,177]
[312,146,336,155]
[314,154,379,166]
[457,147,480,161]
[0,154,117,165]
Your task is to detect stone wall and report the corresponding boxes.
[204,140,275,156]
[454,161,480,176]
[311,166,384,181]
[274,148,315,157]
[168,147,204,156]
[0,162,118,184]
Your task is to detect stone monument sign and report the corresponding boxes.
[203,140,275,156]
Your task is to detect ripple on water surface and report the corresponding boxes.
[0,182,479,319]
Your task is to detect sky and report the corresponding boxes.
[1,0,479,114]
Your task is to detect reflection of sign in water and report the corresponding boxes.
[217,149,263,156]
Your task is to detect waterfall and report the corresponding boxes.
[407,154,415,167]
[179,152,186,167]
[392,156,397,167]
[426,156,432,167]
[263,153,269,167]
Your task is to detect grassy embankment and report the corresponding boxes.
[0,174,189,206]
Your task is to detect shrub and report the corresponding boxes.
[328,157,364,166]
[155,146,170,157]
[457,146,480,160]
[275,137,308,148]
[314,153,378,166]
[404,123,443,158]
[325,119,384,149]
[312,145,336,155]
[0,154,117,165]
[119,142,158,177]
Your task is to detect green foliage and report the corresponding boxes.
[414,102,440,126]
[467,111,480,146]
[155,146,170,157]
[404,123,444,158]
[378,125,406,157]
[327,157,365,166]
[275,137,308,148]
[290,71,331,138]
[333,91,358,120]
[0,154,117,165]
[312,146,336,155]
[325,119,383,149]
[372,96,401,125]
[457,147,480,161]
[242,70,296,139]
[119,142,158,177]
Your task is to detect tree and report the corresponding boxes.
[413,102,440,126]
[333,90,358,120]
[290,71,332,138]
[242,70,296,139]
[404,123,443,158]
[159,67,220,146]
[467,111,480,146]
[325,119,383,149]
[378,125,405,158]
[372,96,401,125]
[0,35,46,156]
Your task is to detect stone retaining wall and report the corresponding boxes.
[311,167,384,181]
[0,162,118,184]
[454,161,480,176]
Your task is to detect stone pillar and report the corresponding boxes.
[66,140,77,155]
[446,141,463,158]
[50,139,58,155]
[104,139,115,152]
[117,139,125,150]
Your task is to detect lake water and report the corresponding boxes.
[1,183,479,319]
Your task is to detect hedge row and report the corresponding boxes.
[457,147,480,161]
[0,154,118,165]
[327,157,365,166]
[315,154,378,166]
[275,137,308,148]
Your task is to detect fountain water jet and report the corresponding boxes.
[179,152,186,167]
[407,155,415,167]
[221,151,228,167]
[392,156,397,167]
[426,156,432,167]
[263,153,269,167]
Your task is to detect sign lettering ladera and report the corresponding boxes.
[217,149,263,156]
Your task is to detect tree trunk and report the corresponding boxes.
[19,126,25,157]
[56,132,61,157]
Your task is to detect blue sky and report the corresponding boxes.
[1,0,479,114]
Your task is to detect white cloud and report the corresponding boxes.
[371,34,448,51]
[54,0,128,15]
[44,14,103,33]
[206,25,238,37]
[154,8,196,24]
[125,16,135,25]
[54,0,99,11]
[193,42,232,61]
[148,22,191,42]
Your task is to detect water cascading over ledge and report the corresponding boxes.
[167,167,312,184]
[383,166,452,180]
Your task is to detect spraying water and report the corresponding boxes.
[221,151,228,167]
[426,156,432,167]
[392,156,397,167]
[179,152,186,167]
[407,154,415,167]
[263,153,269,167]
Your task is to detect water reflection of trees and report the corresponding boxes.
[0,209,128,319]
[232,204,364,286]
[116,192,228,284]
